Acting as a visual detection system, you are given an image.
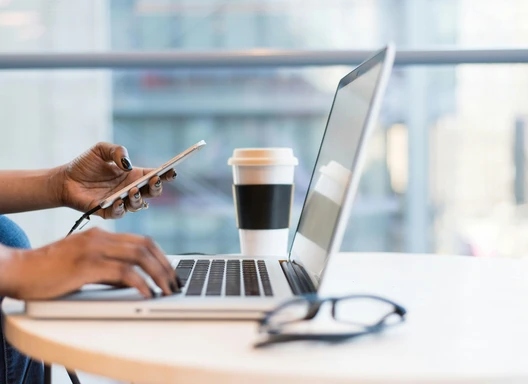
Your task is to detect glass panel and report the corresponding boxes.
[108,0,528,50]
[111,62,528,258]
[265,298,312,329]
[334,297,397,325]
[1,0,527,52]
[0,69,114,246]
[111,64,415,256]
[3,63,528,260]
[0,1,107,53]
[1,0,528,260]
[112,66,342,254]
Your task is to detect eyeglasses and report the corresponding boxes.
[254,294,406,348]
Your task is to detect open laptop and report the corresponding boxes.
[26,44,395,320]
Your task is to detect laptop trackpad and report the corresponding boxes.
[58,284,147,302]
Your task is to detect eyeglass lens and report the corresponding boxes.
[333,297,400,326]
[266,299,313,328]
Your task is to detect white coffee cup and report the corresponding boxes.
[228,148,298,256]
[313,160,351,206]
[290,160,351,276]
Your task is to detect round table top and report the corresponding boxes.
[5,252,528,384]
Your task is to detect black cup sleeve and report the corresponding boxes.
[233,184,293,230]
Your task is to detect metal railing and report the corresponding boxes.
[0,48,528,69]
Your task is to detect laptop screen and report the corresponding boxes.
[289,49,389,287]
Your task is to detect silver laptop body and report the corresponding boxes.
[26,44,395,320]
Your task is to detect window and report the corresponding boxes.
[2,0,528,258]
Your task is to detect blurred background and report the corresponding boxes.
[2,0,528,259]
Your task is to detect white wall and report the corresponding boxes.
[0,0,113,247]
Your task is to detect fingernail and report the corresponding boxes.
[155,178,161,188]
[116,202,125,214]
[134,192,140,199]
[170,281,180,294]
[121,157,133,171]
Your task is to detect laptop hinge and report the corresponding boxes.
[280,261,316,295]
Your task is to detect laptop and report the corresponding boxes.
[25,44,395,320]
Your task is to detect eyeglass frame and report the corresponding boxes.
[255,294,407,347]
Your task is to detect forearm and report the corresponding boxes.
[0,168,63,214]
[0,244,23,298]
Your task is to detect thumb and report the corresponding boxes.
[93,142,133,172]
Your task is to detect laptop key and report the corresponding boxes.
[175,260,196,287]
[206,260,225,296]
[177,260,195,268]
[257,260,273,296]
[175,267,193,287]
[242,260,260,296]
[225,260,241,296]
[186,260,210,296]
[180,259,272,297]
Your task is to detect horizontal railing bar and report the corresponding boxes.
[0,49,527,69]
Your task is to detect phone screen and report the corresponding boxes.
[99,140,206,208]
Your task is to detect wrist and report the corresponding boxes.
[0,247,28,299]
[48,165,67,208]
[0,168,66,214]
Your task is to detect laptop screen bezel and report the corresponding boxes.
[287,44,395,287]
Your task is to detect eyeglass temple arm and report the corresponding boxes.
[254,332,350,348]
[371,304,407,328]
[254,329,378,349]
[304,301,323,320]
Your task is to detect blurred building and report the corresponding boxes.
[109,0,456,254]
[4,0,528,259]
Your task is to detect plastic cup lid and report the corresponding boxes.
[319,160,351,185]
[228,148,298,166]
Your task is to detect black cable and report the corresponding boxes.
[44,364,51,384]
[61,207,212,383]
[66,205,102,236]
[63,205,102,383]
[67,369,82,384]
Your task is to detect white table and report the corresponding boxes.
[4,252,528,384]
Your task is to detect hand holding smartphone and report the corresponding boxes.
[99,140,206,209]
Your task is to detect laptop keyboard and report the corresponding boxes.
[175,259,273,297]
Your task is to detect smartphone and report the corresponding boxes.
[99,140,207,209]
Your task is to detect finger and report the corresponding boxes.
[117,234,175,284]
[144,236,177,289]
[147,176,162,198]
[103,237,174,295]
[136,168,176,197]
[126,187,144,211]
[93,142,133,172]
[96,281,129,289]
[103,233,177,292]
[160,168,177,182]
[93,259,153,299]
[103,199,126,220]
